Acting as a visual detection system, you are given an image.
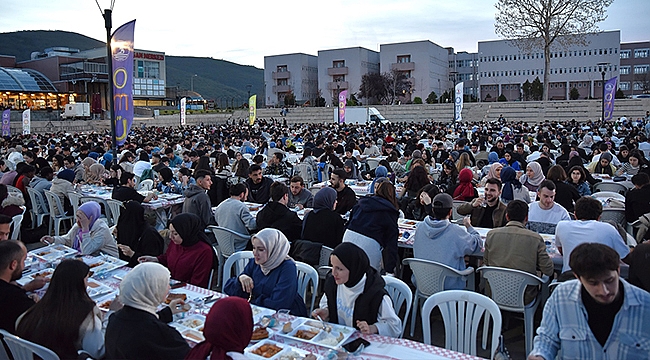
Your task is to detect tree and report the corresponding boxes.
[413,96,423,104]
[498,94,508,102]
[569,87,580,100]
[425,91,438,104]
[615,88,626,99]
[386,69,411,105]
[359,72,388,105]
[347,93,359,106]
[440,90,452,103]
[531,77,544,101]
[284,91,295,106]
[495,0,614,101]
[522,80,532,101]
[315,89,326,107]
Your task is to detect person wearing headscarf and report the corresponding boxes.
[300,188,343,250]
[105,263,190,360]
[500,166,531,204]
[519,162,546,191]
[578,134,594,155]
[138,213,214,288]
[312,243,402,338]
[404,184,439,221]
[480,151,501,178]
[116,201,165,267]
[0,183,24,217]
[184,297,253,360]
[368,165,388,195]
[85,163,107,185]
[42,201,118,257]
[50,168,76,215]
[453,168,478,202]
[587,151,616,175]
[156,167,182,194]
[343,159,360,181]
[223,228,308,316]
[100,152,113,168]
[479,162,503,187]
[81,157,96,183]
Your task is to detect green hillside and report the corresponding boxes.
[0,30,264,104]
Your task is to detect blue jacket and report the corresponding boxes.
[223,258,307,317]
[346,195,399,273]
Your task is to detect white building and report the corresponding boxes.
[263,53,318,107]
[478,30,621,101]
[317,47,379,106]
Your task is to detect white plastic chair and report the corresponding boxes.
[317,245,333,281]
[383,275,413,338]
[10,208,25,240]
[295,261,319,313]
[293,163,315,185]
[591,191,625,201]
[222,250,254,287]
[366,158,380,171]
[79,196,113,226]
[106,199,123,227]
[25,187,49,229]
[403,258,474,337]
[478,266,546,356]
[422,290,502,359]
[43,190,74,236]
[452,200,465,221]
[593,181,628,196]
[67,191,82,217]
[600,208,627,228]
[209,226,251,289]
[0,328,60,360]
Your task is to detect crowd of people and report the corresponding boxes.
[1,112,650,359]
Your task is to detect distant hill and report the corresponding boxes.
[0,30,263,103]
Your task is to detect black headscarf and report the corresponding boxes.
[170,213,210,247]
[159,167,174,184]
[117,201,146,249]
[331,242,369,288]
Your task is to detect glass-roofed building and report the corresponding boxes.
[0,66,62,110]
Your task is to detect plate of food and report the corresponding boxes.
[32,248,64,261]
[165,292,188,304]
[179,315,206,331]
[86,279,114,299]
[30,268,55,282]
[181,329,205,343]
[250,326,273,343]
[85,256,128,275]
[245,340,286,360]
[97,297,116,312]
[277,319,354,350]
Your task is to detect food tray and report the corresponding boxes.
[246,339,321,360]
[251,305,276,325]
[96,295,117,312]
[32,248,64,261]
[86,278,115,299]
[250,327,274,343]
[397,219,419,230]
[180,328,205,343]
[84,255,128,275]
[178,314,206,331]
[276,318,354,350]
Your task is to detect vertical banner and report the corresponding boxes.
[454,82,464,122]
[603,77,617,121]
[22,109,30,135]
[180,97,187,125]
[1,109,9,137]
[111,20,136,145]
[338,90,348,124]
[249,94,257,125]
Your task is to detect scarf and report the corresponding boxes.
[331,242,369,287]
[119,262,170,316]
[312,187,336,214]
[453,168,475,201]
[488,151,499,164]
[486,163,503,180]
[521,162,545,188]
[500,166,522,201]
[170,213,210,247]
[116,201,145,251]
[184,297,253,360]
[254,228,291,276]
[74,201,101,251]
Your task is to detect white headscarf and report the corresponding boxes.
[119,262,170,316]
[254,228,291,276]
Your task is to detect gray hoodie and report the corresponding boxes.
[183,184,216,228]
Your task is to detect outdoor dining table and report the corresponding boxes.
[79,185,185,210]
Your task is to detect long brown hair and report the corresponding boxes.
[375,181,399,209]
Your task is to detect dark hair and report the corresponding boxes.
[546,165,567,182]
[164,147,174,155]
[0,214,11,225]
[195,156,212,172]
[574,196,602,220]
[270,181,288,202]
[193,169,212,181]
[569,242,620,279]
[39,166,54,178]
[138,151,150,161]
[0,239,23,270]
[229,183,247,196]
[248,164,262,175]
[505,200,528,222]
[16,259,95,359]
[485,178,502,189]
[119,171,135,185]
[632,172,650,187]
[405,166,430,192]
[252,154,264,164]
[234,159,250,177]
[119,151,134,163]
[217,153,230,171]
[63,155,75,164]
[537,180,556,192]
[290,176,304,186]
[331,169,347,180]
[375,181,399,209]
[273,152,284,161]
[568,166,586,183]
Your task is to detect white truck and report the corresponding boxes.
[333,107,388,124]
[62,102,90,119]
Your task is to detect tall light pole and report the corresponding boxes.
[336,79,341,123]
[450,71,458,122]
[190,74,197,92]
[96,2,117,165]
[598,62,609,121]
[246,84,252,101]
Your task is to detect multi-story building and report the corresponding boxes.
[379,40,449,104]
[448,49,480,101]
[619,41,650,97]
[478,30,621,101]
[317,47,379,106]
[263,53,318,107]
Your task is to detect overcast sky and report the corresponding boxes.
[0,0,647,68]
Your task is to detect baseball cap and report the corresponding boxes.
[432,193,453,209]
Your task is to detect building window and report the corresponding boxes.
[137,60,160,79]
[634,65,649,74]
[620,50,631,59]
[634,82,644,91]
[620,66,630,75]
[635,49,650,58]
[332,75,345,82]
[620,82,630,91]
[397,55,411,63]
[333,60,345,68]
[277,65,288,72]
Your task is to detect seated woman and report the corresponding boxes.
[587,152,616,175]
[0,183,24,217]
[566,165,592,197]
[116,201,165,267]
[41,201,118,257]
[103,164,122,187]
[519,162,545,191]
[302,187,345,249]
[343,159,361,181]
[139,213,213,288]
[224,228,308,317]
[183,297,253,360]
[16,259,105,359]
[546,165,580,213]
[453,168,478,202]
[105,262,190,360]
[86,163,107,185]
[157,167,182,194]
[500,166,531,204]
[312,243,402,338]
[368,165,389,195]
[435,159,458,194]
[479,162,503,187]
[617,149,646,176]
[405,184,439,221]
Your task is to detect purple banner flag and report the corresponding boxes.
[111,20,136,145]
[604,76,617,121]
[1,109,10,137]
[338,90,347,124]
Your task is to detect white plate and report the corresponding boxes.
[179,314,206,331]
[85,256,128,275]
[86,279,115,299]
[277,318,354,350]
[180,328,205,343]
[245,339,288,360]
[250,327,274,344]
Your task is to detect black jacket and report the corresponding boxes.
[335,186,357,215]
[246,176,273,204]
[302,209,346,249]
[552,180,581,213]
[0,280,34,334]
[105,306,189,360]
[256,202,302,241]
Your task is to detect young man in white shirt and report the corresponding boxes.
[526,180,571,234]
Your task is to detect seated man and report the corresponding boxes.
[529,243,650,360]
[526,180,571,234]
[183,169,217,229]
[287,176,313,209]
[484,200,554,304]
[214,183,257,251]
[329,169,357,215]
[256,182,302,242]
[264,152,290,177]
[246,164,273,204]
[0,240,36,333]
[457,178,507,228]
[413,193,481,290]
[112,172,157,203]
[555,196,630,279]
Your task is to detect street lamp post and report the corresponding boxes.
[336,80,341,123]
[246,84,252,102]
[450,71,458,122]
[99,5,118,166]
[597,62,609,121]
[190,74,197,92]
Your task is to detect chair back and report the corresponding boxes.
[591,191,625,201]
[26,187,48,216]
[0,328,60,360]
[383,276,413,338]
[67,191,82,216]
[10,208,25,240]
[138,179,154,191]
[106,199,123,227]
[79,196,113,226]
[209,226,250,258]
[293,163,315,185]
[593,181,628,196]
[43,190,65,218]
[222,251,254,283]
[403,258,474,296]
[600,208,627,228]
[452,200,465,221]
[295,261,319,313]
[478,266,543,312]
[366,158,380,170]
[422,290,502,358]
